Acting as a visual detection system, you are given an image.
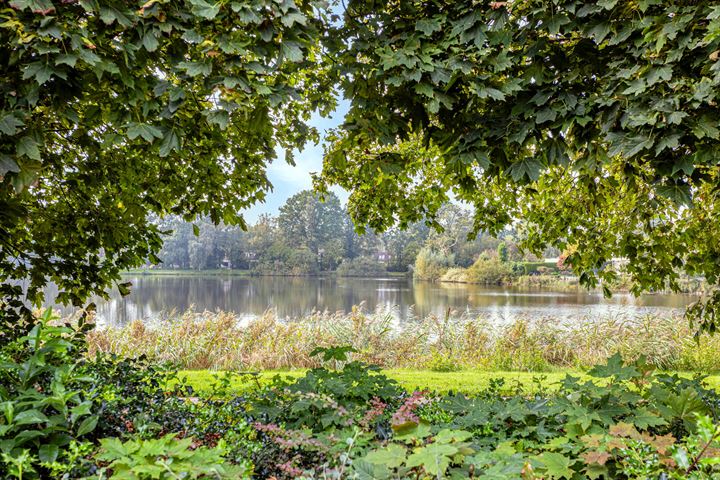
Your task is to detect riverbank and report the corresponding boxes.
[122,267,409,278]
[86,308,720,373]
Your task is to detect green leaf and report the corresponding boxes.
[536,108,557,124]
[17,136,41,160]
[671,157,694,176]
[587,353,639,380]
[127,123,163,142]
[189,0,220,19]
[0,154,20,175]
[630,408,666,429]
[143,31,159,52]
[656,183,692,206]
[22,61,54,84]
[406,443,457,476]
[206,110,230,130]
[193,224,200,236]
[159,128,181,157]
[415,83,435,98]
[281,42,304,62]
[117,281,132,297]
[39,444,59,463]
[77,415,98,436]
[692,118,720,140]
[507,158,542,182]
[14,409,48,425]
[179,61,212,77]
[0,113,23,135]
[536,452,575,479]
[364,444,406,468]
[416,17,442,35]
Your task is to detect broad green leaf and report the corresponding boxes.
[189,0,220,19]
[364,444,406,468]
[656,184,692,206]
[0,113,23,135]
[281,42,304,62]
[536,452,575,480]
[416,17,442,35]
[127,123,163,142]
[507,158,542,182]
[406,443,457,476]
[17,136,41,160]
[159,129,181,157]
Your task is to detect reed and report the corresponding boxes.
[85,306,720,372]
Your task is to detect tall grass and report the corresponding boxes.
[85,306,720,373]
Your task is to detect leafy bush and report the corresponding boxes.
[464,254,513,284]
[0,310,99,479]
[95,434,249,479]
[413,248,453,281]
[336,256,386,277]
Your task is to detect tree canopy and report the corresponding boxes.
[0,0,334,319]
[3,0,720,331]
[317,0,720,331]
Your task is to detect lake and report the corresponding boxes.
[47,274,695,326]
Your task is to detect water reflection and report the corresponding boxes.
[45,275,694,327]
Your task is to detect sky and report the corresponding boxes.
[242,100,350,223]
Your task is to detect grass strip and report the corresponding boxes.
[177,369,720,396]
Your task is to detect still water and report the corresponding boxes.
[49,275,694,327]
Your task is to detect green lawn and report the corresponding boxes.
[177,369,720,396]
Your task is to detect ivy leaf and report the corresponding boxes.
[127,123,163,142]
[0,113,24,135]
[656,183,692,206]
[17,136,41,160]
[507,158,542,182]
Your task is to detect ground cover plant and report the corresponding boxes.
[87,307,720,372]
[3,310,720,479]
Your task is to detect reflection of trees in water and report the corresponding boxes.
[42,276,694,327]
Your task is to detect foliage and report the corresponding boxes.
[336,256,386,277]
[318,0,720,331]
[0,0,335,324]
[87,308,720,372]
[414,247,453,281]
[95,434,249,479]
[0,310,99,479]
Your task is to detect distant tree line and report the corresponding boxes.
[152,190,553,276]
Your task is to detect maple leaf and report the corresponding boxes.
[581,450,611,466]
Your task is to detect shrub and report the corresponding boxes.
[94,434,249,479]
[336,257,386,277]
[464,254,513,284]
[413,248,453,281]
